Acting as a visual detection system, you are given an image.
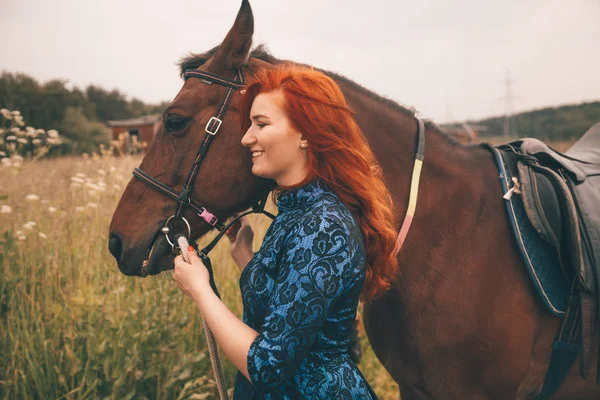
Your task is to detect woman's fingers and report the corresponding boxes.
[226,220,240,240]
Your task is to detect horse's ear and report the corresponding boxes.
[212,0,254,69]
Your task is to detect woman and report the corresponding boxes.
[173,65,399,399]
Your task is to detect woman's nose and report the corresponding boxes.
[241,127,256,147]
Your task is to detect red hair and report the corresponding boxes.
[240,65,398,301]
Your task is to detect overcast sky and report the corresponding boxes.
[1,0,599,123]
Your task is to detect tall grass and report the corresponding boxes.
[0,155,399,399]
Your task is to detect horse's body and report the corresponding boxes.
[108,1,599,398]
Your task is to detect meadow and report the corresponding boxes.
[0,154,398,399]
[0,135,578,399]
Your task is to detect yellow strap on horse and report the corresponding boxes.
[392,118,425,257]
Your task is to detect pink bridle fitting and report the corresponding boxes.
[392,118,425,257]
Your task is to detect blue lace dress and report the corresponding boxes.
[233,179,378,399]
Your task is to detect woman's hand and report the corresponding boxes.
[226,214,255,270]
[173,246,210,301]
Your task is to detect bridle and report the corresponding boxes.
[129,62,427,400]
[132,65,427,274]
[132,66,276,274]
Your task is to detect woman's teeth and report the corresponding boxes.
[252,151,264,158]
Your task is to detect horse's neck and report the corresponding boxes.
[336,79,500,278]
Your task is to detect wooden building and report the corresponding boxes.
[107,115,161,146]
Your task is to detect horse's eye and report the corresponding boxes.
[165,115,191,133]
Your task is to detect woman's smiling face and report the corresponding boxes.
[241,91,308,186]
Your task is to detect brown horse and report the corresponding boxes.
[108,1,599,398]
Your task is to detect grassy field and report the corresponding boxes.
[0,155,399,399]
[0,136,578,399]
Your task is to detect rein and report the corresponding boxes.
[132,66,275,400]
[131,63,426,399]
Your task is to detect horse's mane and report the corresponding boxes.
[179,45,450,140]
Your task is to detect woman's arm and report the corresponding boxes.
[174,214,362,390]
[225,215,255,272]
[191,280,258,381]
[231,248,254,272]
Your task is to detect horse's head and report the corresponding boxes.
[108,0,274,276]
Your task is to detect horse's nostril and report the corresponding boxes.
[108,234,123,262]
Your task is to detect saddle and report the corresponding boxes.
[506,124,600,294]
[493,122,600,397]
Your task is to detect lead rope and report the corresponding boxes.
[177,236,229,400]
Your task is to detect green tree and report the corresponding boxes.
[60,107,111,154]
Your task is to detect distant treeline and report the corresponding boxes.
[469,101,600,140]
[0,72,169,153]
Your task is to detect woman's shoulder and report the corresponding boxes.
[283,196,364,256]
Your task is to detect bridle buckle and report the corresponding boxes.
[205,117,222,136]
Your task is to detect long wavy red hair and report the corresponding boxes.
[240,65,398,301]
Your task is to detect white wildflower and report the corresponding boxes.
[6,135,17,141]
[12,155,23,162]
[18,235,26,240]
[2,111,12,120]
[112,286,126,294]
[47,129,58,138]
[14,115,24,126]
[47,137,61,145]
[32,139,41,145]
[1,158,12,167]
[1,205,12,214]
[16,230,23,236]
[71,176,85,184]
[25,194,40,201]
[48,206,57,213]
[75,173,86,178]
[85,182,100,190]
[10,127,20,133]
[109,166,116,172]
[12,110,20,116]
[86,202,98,209]
[38,232,48,239]
[35,129,45,135]
[0,151,5,157]
[17,138,27,144]
[23,221,36,230]
[75,206,85,212]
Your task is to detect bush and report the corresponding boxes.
[0,109,63,165]
[59,107,112,154]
